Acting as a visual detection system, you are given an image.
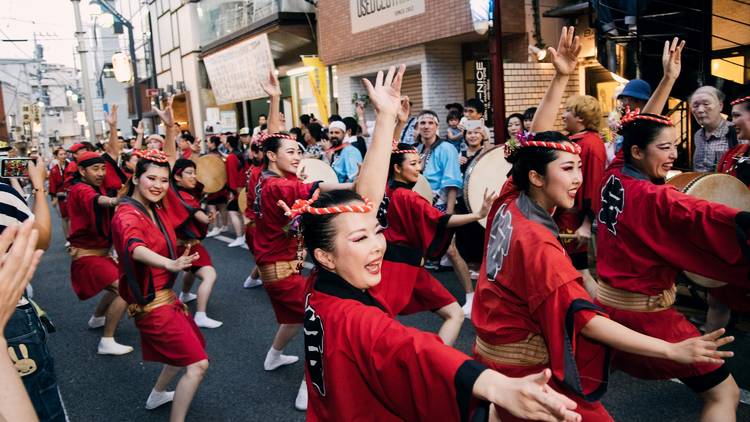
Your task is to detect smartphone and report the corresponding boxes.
[0,158,33,178]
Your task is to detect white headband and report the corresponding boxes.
[417,114,439,124]
[328,121,347,132]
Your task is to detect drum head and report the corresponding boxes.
[297,158,338,184]
[667,172,750,288]
[463,146,511,227]
[195,154,227,193]
[413,174,433,203]
[238,188,247,213]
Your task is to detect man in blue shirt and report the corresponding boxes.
[329,120,362,183]
[414,110,475,317]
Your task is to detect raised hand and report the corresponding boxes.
[667,328,734,365]
[104,104,118,128]
[132,120,144,136]
[0,221,43,330]
[153,96,175,127]
[662,37,685,81]
[355,101,366,116]
[547,26,581,76]
[361,64,406,117]
[397,95,411,124]
[261,69,282,98]
[477,188,499,219]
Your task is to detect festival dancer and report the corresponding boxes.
[294,64,580,422]
[111,148,208,420]
[371,141,495,346]
[242,140,264,289]
[596,106,750,421]
[204,136,229,238]
[472,129,735,421]
[48,147,71,240]
[224,135,247,247]
[165,158,222,328]
[253,66,406,411]
[530,27,606,296]
[66,151,132,355]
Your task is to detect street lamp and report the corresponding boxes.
[89,0,142,120]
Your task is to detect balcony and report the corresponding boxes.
[197,0,315,48]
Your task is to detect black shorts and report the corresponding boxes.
[680,365,731,393]
[227,197,240,212]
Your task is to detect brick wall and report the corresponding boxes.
[503,62,581,130]
[318,0,525,65]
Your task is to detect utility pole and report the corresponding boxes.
[32,32,47,152]
[71,0,97,143]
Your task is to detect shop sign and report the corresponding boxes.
[350,0,425,33]
[474,60,492,123]
[203,33,275,105]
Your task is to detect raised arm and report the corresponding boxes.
[103,104,120,160]
[154,96,177,167]
[393,96,410,140]
[261,70,284,133]
[132,120,144,151]
[355,101,370,137]
[642,38,685,115]
[531,27,581,132]
[27,160,51,251]
[355,65,405,208]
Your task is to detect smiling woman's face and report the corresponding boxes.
[314,210,386,290]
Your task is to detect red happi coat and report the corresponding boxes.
[66,181,118,300]
[555,130,606,262]
[164,185,213,269]
[48,161,69,218]
[304,269,488,421]
[101,152,129,195]
[111,198,207,366]
[473,192,612,421]
[254,170,319,323]
[370,181,456,315]
[225,152,245,194]
[717,144,750,186]
[596,163,750,379]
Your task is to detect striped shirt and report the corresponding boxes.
[0,182,33,306]
[693,119,732,172]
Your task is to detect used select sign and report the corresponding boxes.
[350,0,425,33]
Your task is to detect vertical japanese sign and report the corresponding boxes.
[474,60,492,125]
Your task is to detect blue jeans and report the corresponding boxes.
[5,303,66,422]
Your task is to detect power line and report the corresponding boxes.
[0,28,33,59]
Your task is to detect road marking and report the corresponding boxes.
[670,379,750,405]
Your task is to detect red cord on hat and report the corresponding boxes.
[134,149,168,163]
[504,133,581,158]
[258,132,297,146]
[731,95,750,106]
[620,107,673,127]
[277,189,373,219]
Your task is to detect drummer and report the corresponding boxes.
[595,105,750,419]
[412,110,476,317]
[165,158,222,328]
[204,136,230,238]
[371,142,496,345]
[224,135,247,248]
[529,36,605,297]
[455,124,491,276]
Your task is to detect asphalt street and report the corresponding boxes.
[28,212,750,422]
